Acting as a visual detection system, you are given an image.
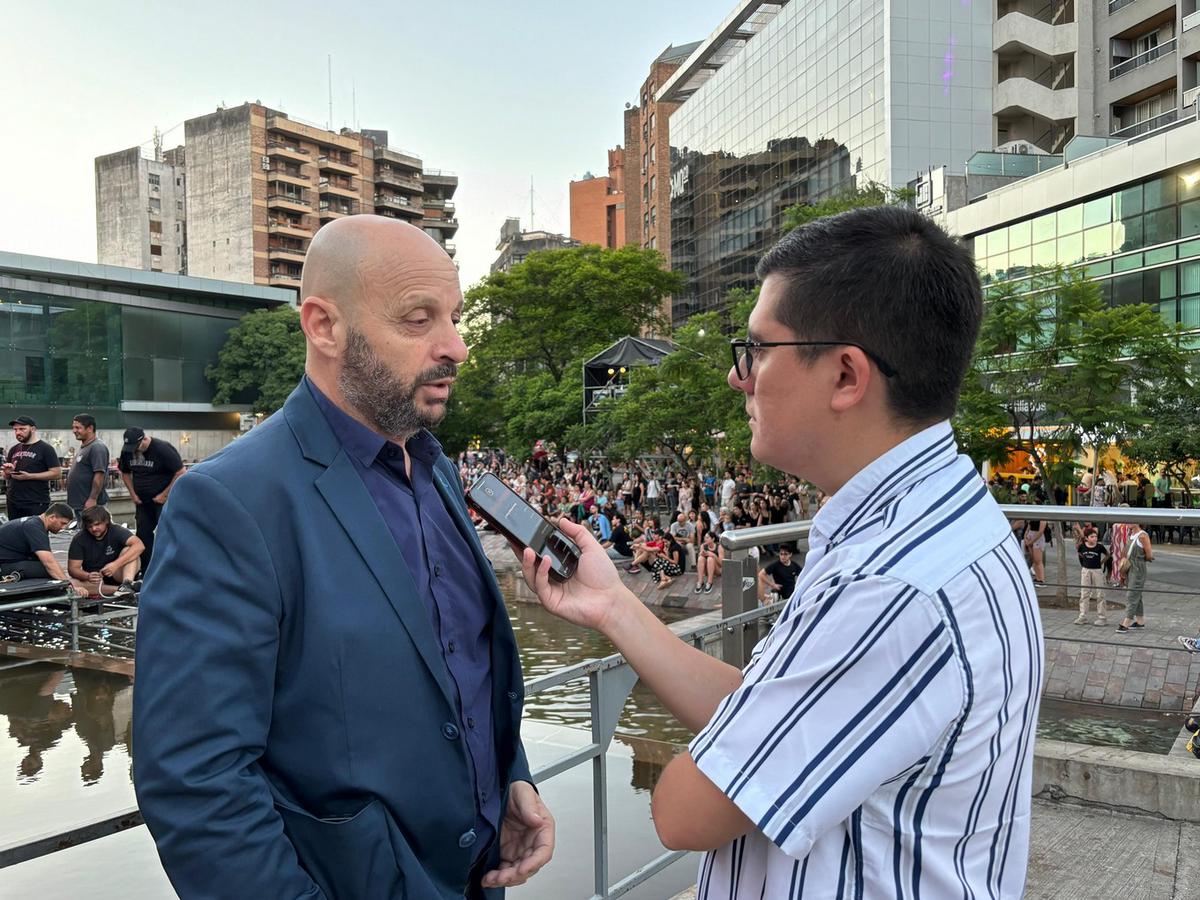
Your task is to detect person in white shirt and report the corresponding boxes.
[516,206,1042,899]
[720,470,737,510]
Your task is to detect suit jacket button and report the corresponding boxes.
[507,690,519,700]
[442,722,460,740]
[458,829,477,848]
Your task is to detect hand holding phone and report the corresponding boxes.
[467,474,580,581]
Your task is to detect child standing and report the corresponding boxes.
[1075,527,1110,625]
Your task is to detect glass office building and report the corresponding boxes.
[0,252,292,429]
[663,0,993,322]
[974,167,1200,328]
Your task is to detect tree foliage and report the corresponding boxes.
[954,265,1188,501]
[438,245,679,457]
[1124,362,1200,504]
[207,306,306,415]
[782,181,915,232]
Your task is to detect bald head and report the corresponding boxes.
[300,215,454,318]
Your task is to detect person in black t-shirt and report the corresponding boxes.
[606,515,634,561]
[0,502,89,591]
[4,416,62,520]
[759,544,802,603]
[118,427,186,576]
[68,506,144,598]
[1075,527,1111,625]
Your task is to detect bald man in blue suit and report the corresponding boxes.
[133,217,554,899]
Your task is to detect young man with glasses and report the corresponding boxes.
[517,205,1043,898]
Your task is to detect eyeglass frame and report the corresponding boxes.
[729,338,899,381]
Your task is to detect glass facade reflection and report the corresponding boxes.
[668,0,993,322]
[0,253,290,427]
[973,166,1200,329]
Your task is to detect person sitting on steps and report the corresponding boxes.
[67,506,144,599]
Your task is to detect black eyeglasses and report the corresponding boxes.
[729,338,899,380]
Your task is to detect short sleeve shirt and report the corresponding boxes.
[0,516,50,565]
[67,440,111,511]
[69,524,135,573]
[6,440,59,507]
[689,423,1043,899]
[119,438,183,497]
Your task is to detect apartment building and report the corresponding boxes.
[569,147,626,249]
[490,218,579,273]
[97,103,457,290]
[993,0,1200,153]
[622,42,701,260]
[95,145,187,274]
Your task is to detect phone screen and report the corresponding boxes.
[467,474,579,580]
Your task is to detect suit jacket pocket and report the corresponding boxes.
[275,795,405,900]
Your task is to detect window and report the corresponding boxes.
[1180,199,1200,239]
[148,173,160,188]
[149,220,163,235]
[148,198,161,212]
[649,144,656,165]
[150,245,162,256]
[650,175,656,195]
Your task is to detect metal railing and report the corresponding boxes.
[6,502,1199,891]
[1108,0,1137,13]
[1183,9,1200,31]
[1112,107,1179,138]
[1110,38,1176,79]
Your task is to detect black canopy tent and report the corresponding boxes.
[582,336,676,422]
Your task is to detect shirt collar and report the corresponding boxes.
[810,421,959,548]
[305,376,443,469]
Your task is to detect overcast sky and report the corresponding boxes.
[0,1,731,290]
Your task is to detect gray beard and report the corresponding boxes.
[337,326,456,438]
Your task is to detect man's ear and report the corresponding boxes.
[828,347,874,414]
[300,296,342,360]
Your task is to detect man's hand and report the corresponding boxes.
[153,492,168,505]
[100,562,119,578]
[8,471,29,480]
[481,781,554,890]
[84,498,97,509]
[131,494,142,505]
[516,518,634,634]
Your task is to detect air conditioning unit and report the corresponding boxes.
[995,139,1046,155]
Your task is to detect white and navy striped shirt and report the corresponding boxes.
[690,422,1043,899]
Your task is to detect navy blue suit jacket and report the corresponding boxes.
[133,382,532,899]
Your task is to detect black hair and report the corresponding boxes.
[81,506,112,527]
[755,205,983,424]
[73,413,97,430]
[45,502,75,520]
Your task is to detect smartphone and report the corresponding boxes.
[466,473,580,581]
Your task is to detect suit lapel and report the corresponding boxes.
[315,450,458,712]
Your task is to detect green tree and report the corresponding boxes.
[1124,363,1200,506]
[441,245,680,459]
[954,265,1188,596]
[592,289,757,466]
[207,306,306,415]
[781,181,915,232]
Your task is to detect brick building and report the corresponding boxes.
[622,42,701,261]
[569,147,626,249]
[96,103,457,292]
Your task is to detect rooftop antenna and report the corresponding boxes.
[152,126,163,162]
[352,78,357,130]
[530,176,535,230]
[327,54,333,129]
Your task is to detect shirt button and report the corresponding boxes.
[479,790,488,803]
[386,446,399,459]
[447,640,456,653]
[458,829,477,849]
[441,722,460,740]
[434,563,443,577]
[467,716,475,729]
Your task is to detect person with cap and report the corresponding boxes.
[117,427,185,577]
[4,416,62,521]
[67,414,111,513]
[0,502,90,592]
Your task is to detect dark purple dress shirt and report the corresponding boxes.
[307,378,500,855]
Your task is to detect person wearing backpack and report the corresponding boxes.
[1115,523,1153,634]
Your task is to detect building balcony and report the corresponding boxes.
[267,169,309,188]
[1185,85,1200,110]
[422,168,459,190]
[443,241,457,258]
[268,221,311,239]
[1111,38,1177,79]
[267,194,309,212]
[421,217,459,236]
[267,246,307,264]
[318,179,358,199]
[1186,8,1200,31]
[994,77,1079,121]
[267,141,310,163]
[1112,106,1179,136]
[318,155,357,175]
[994,12,1077,57]
[374,168,423,192]
[319,203,357,220]
[268,115,357,150]
[374,194,422,216]
[269,270,302,285]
